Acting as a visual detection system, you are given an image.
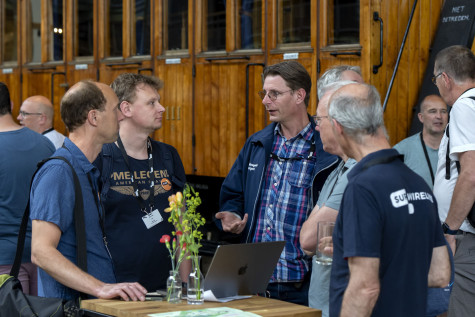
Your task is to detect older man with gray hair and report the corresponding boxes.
[300,80,356,316]
[328,83,450,317]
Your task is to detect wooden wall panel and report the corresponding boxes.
[194,61,249,176]
[377,0,444,145]
[0,71,22,119]
[155,62,194,174]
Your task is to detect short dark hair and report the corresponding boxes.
[60,80,107,132]
[435,45,475,84]
[0,82,12,115]
[262,61,312,107]
[111,73,163,103]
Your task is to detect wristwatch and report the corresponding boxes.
[442,222,459,235]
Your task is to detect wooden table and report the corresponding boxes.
[81,296,321,317]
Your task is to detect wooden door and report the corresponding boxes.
[153,0,194,174]
[97,0,153,85]
[20,0,68,134]
[0,0,21,113]
[192,0,266,177]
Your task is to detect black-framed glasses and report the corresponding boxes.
[312,115,329,126]
[19,110,43,117]
[258,89,293,101]
[431,72,443,85]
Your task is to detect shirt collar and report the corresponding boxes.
[273,121,314,142]
[63,138,98,175]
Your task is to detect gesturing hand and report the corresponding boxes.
[215,212,248,234]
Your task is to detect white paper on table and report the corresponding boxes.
[203,290,252,302]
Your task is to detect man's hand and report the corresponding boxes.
[95,282,147,301]
[318,236,333,257]
[215,211,248,234]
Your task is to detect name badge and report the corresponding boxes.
[142,209,163,229]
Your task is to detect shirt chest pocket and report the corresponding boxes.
[287,159,315,188]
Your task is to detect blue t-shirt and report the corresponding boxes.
[94,141,186,291]
[30,138,116,300]
[0,128,55,265]
[330,149,446,317]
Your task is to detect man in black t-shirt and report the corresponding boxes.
[328,83,451,317]
[95,73,187,292]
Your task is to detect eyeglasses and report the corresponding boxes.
[312,115,329,126]
[258,89,293,101]
[19,110,43,117]
[431,72,443,85]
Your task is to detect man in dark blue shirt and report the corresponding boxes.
[327,83,451,317]
[30,80,147,301]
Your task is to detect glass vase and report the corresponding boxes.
[166,270,182,303]
[187,255,204,304]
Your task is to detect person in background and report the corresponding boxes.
[432,45,475,317]
[394,94,453,317]
[17,95,66,149]
[300,80,357,317]
[30,80,147,301]
[94,73,188,291]
[394,94,448,189]
[328,83,451,317]
[0,82,55,296]
[217,61,338,305]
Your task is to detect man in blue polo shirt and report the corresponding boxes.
[30,81,147,301]
[328,83,451,317]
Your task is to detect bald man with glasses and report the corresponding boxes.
[18,95,65,149]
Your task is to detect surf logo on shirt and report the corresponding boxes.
[390,189,434,214]
[109,169,172,198]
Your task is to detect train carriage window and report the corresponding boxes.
[76,0,94,57]
[50,0,63,61]
[277,0,311,45]
[204,0,226,51]
[106,1,123,57]
[236,0,262,49]
[328,0,359,45]
[164,0,188,51]
[2,0,17,62]
[134,0,150,55]
[28,0,41,63]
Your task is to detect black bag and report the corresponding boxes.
[0,157,87,317]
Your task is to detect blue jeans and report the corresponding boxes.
[264,278,310,306]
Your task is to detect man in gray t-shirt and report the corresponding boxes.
[394,95,448,189]
[300,79,358,316]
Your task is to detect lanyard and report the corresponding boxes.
[269,141,316,162]
[86,173,107,242]
[419,132,435,184]
[116,136,156,214]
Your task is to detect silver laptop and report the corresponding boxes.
[203,241,285,298]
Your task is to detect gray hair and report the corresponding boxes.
[317,65,362,99]
[319,80,357,102]
[435,45,475,85]
[328,83,384,143]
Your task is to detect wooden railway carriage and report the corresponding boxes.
[1,0,474,180]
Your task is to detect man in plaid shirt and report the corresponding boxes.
[217,61,338,305]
